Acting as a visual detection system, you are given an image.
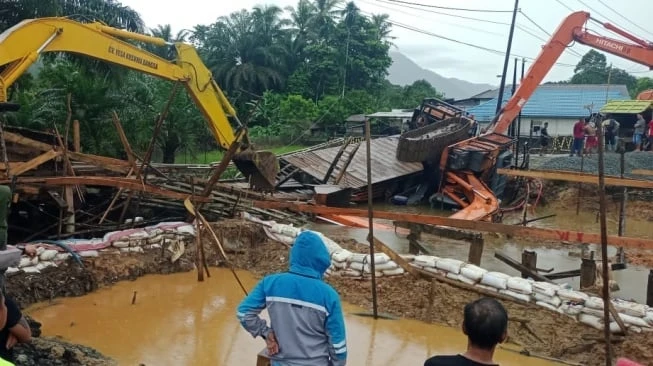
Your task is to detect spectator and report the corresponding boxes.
[237,231,347,366]
[633,113,646,151]
[584,120,597,157]
[0,292,31,364]
[602,115,619,152]
[570,118,585,157]
[646,117,653,151]
[424,298,508,366]
[539,122,550,156]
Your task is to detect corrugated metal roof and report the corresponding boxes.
[282,136,423,189]
[600,100,653,113]
[466,84,630,121]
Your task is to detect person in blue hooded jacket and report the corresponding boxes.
[237,230,347,366]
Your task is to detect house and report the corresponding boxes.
[464,84,630,137]
[453,85,516,109]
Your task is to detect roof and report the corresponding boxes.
[466,84,516,100]
[282,136,423,190]
[366,111,413,118]
[600,100,653,114]
[466,84,630,121]
[346,114,366,123]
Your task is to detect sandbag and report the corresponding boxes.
[578,314,603,330]
[532,282,559,297]
[18,257,38,268]
[610,322,624,333]
[507,277,533,295]
[435,258,464,274]
[6,267,19,275]
[149,243,162,249]
[480,272,510,290]
[400,254,416,261]
[617,313,650,328]
[460,264,487,282]
[348,262,370,273]
[340,269,362,277]
[581,307,612,320]
[22,266,40,274]
[644,313,653,326]
[39,249,58,261]
[558,289,589,303]
[382,268,405,276]
[349,253,389,265]
[536,301,559,312]
[331,249,352,263]
[450,272,477,286]
[499,289,531,303]
[332,261,347,270]
[561,303,584,316]
[372,261,398,272]
[475,284,498,293]
[35,261,56,271]
[423,267,447,276]
[585,296,604,310]
[112,240,130,248]
[533,292,562,307]
[628,326,643,334]
[147,234,163,244]
[413,255,438,268]
[612,299,647,318]
[55,253,71,261]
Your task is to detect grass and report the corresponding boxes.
[174,145,306,164]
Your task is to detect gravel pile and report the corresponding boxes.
[530,152,653,180]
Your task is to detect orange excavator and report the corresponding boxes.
[440,11,653,222]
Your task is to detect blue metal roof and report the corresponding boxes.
[466,84,630,121]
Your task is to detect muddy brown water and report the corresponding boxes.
[316,202,652,304]
[26,270,560,366]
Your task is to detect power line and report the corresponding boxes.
[385,0,513,13]
[518,10,583,58]
[554,0,575,12]
[595,0,653,39]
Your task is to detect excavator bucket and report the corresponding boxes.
[232,149,279,191]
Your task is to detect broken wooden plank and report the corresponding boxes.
[498,168,653,189]
[2,176,209,202]
[67,152,131,173]
[252,201,653,250]
[10,150,61,176]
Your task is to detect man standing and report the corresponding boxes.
[634,113,646,151]
[539,122,550,156]
[424,298,508,366]
[570,118,585,157]
[237,231,347,366]
[602,115,619,152]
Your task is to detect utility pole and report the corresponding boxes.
[496,0,520,115]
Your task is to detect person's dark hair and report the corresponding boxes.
[463,298,508,350]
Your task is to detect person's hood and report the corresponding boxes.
[289,231,331,279]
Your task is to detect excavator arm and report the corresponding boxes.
[0,17,278,189]
[440,11,653,221]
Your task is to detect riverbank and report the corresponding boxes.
[8,218,650,365]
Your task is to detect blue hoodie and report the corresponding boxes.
[237,231,347,366]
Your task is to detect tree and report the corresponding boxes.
[633,77,653,98]
[400,80,442,109]
[570,50,637,96]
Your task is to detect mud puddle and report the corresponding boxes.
[27,270,560,366]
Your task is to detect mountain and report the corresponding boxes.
[387,51,494,100]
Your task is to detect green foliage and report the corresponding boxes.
[569,50,638,96]
[634,77,653,98]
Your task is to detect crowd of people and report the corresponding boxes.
[540,113,653,157]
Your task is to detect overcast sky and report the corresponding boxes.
[120,0,653,85]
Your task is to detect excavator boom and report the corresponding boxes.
[0,18,278,189]
[440,11,653,221]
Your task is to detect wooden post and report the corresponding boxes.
[468,236,484,266]
[647,270,653,307]
[580,253,597,289]
[407,224,421,255]
[521,250,537,279]
[365,119,379,319]
[73,119,80,152]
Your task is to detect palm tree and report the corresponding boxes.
[311,0,343,41]
[370,14,395,46]
[147,24,190,59]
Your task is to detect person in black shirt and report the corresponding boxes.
[424,298,508,366]
[539,122,551,156]
[0,291,31,363]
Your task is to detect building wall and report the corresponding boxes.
[479,117,578,137]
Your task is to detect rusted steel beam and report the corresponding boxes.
[252,201,653,249]
[1,176,209,202]
[497,168,653,189]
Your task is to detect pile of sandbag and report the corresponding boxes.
[408,254,653,333]
[244,214,406,278]
[5,222,196,275]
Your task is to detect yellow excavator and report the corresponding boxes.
[0,17,279,189]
